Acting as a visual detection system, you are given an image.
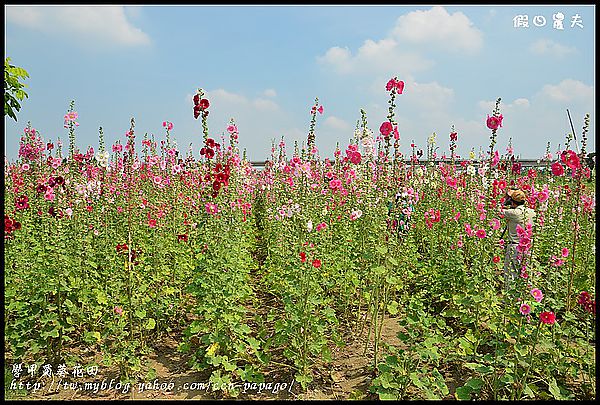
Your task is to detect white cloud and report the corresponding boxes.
[530,39,576,58]
[318,6,481,78]
[539,79,593,103]
[263,89,277,98]
[478,97,531,113]
[324,116,352,131]
[318,38,433,77]
[406,81,455,110]
[391,6,484,52]
[252,98,279,112]
[5,5,150,46]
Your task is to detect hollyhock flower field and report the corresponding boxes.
[4,81,595,400]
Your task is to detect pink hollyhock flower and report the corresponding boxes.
[489,218,500,230]
[21,163,30,171]
[393,126,399,140]
[316,222,327,232]
[561,247,569,258]
[464,223,474,237]
[519,303,531,315]
[531,288,544,303]
[114,306,123,316]
[475,229,487,239]
[148,219,157,228]
[318,105,324,114]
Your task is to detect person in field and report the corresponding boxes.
[387,187,413,240]
[501,188,535,291]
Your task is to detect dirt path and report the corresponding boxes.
[8,313,407,400]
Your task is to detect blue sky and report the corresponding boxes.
[4,5,595,161]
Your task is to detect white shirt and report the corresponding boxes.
[502,205,536,244]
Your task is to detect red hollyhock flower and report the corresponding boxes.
[379,122,393,136]
[539,311,556,325]
[561,150,581,170]
[551,161,565,176]
[193,94,200,105]
[212,181,221,191]
[493,255,500,263]
[199,99,210,110]
[300,251,307,263]
[177,234,188,243]
[450,132,457,141]
[16,195,29,210]
[36,184,47,193]
[312,259,322,268]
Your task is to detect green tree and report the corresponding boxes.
[4,57,30,121]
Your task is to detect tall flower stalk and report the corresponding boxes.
[307,97,323,155]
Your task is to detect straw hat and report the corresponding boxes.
[507,188,526,202]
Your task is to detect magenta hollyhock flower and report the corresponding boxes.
[475,229,487,239]
[386,78,397,91]
[561,247,569,258]
[396,80,405,94]
[539,311,556,325]
[519,303,531,315]
[148,219,157,228]
[551,161,565,176]
[379,121,393,136]
[317,105,324,114]
[486,114,503,130]
[531,288,544,303]
[316,222,327,232]
[491,150,500,167]
[561,150,581,170]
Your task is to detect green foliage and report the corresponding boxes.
[4,57,29,121]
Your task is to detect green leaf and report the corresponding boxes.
[387,301,399,315]
[376,246,388,255]
[465,378,484,392]
[145,318,156,330]
[135,309,147,319]
[455,386,472,400]
[548,377,562,400]
[523,384,535,398]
